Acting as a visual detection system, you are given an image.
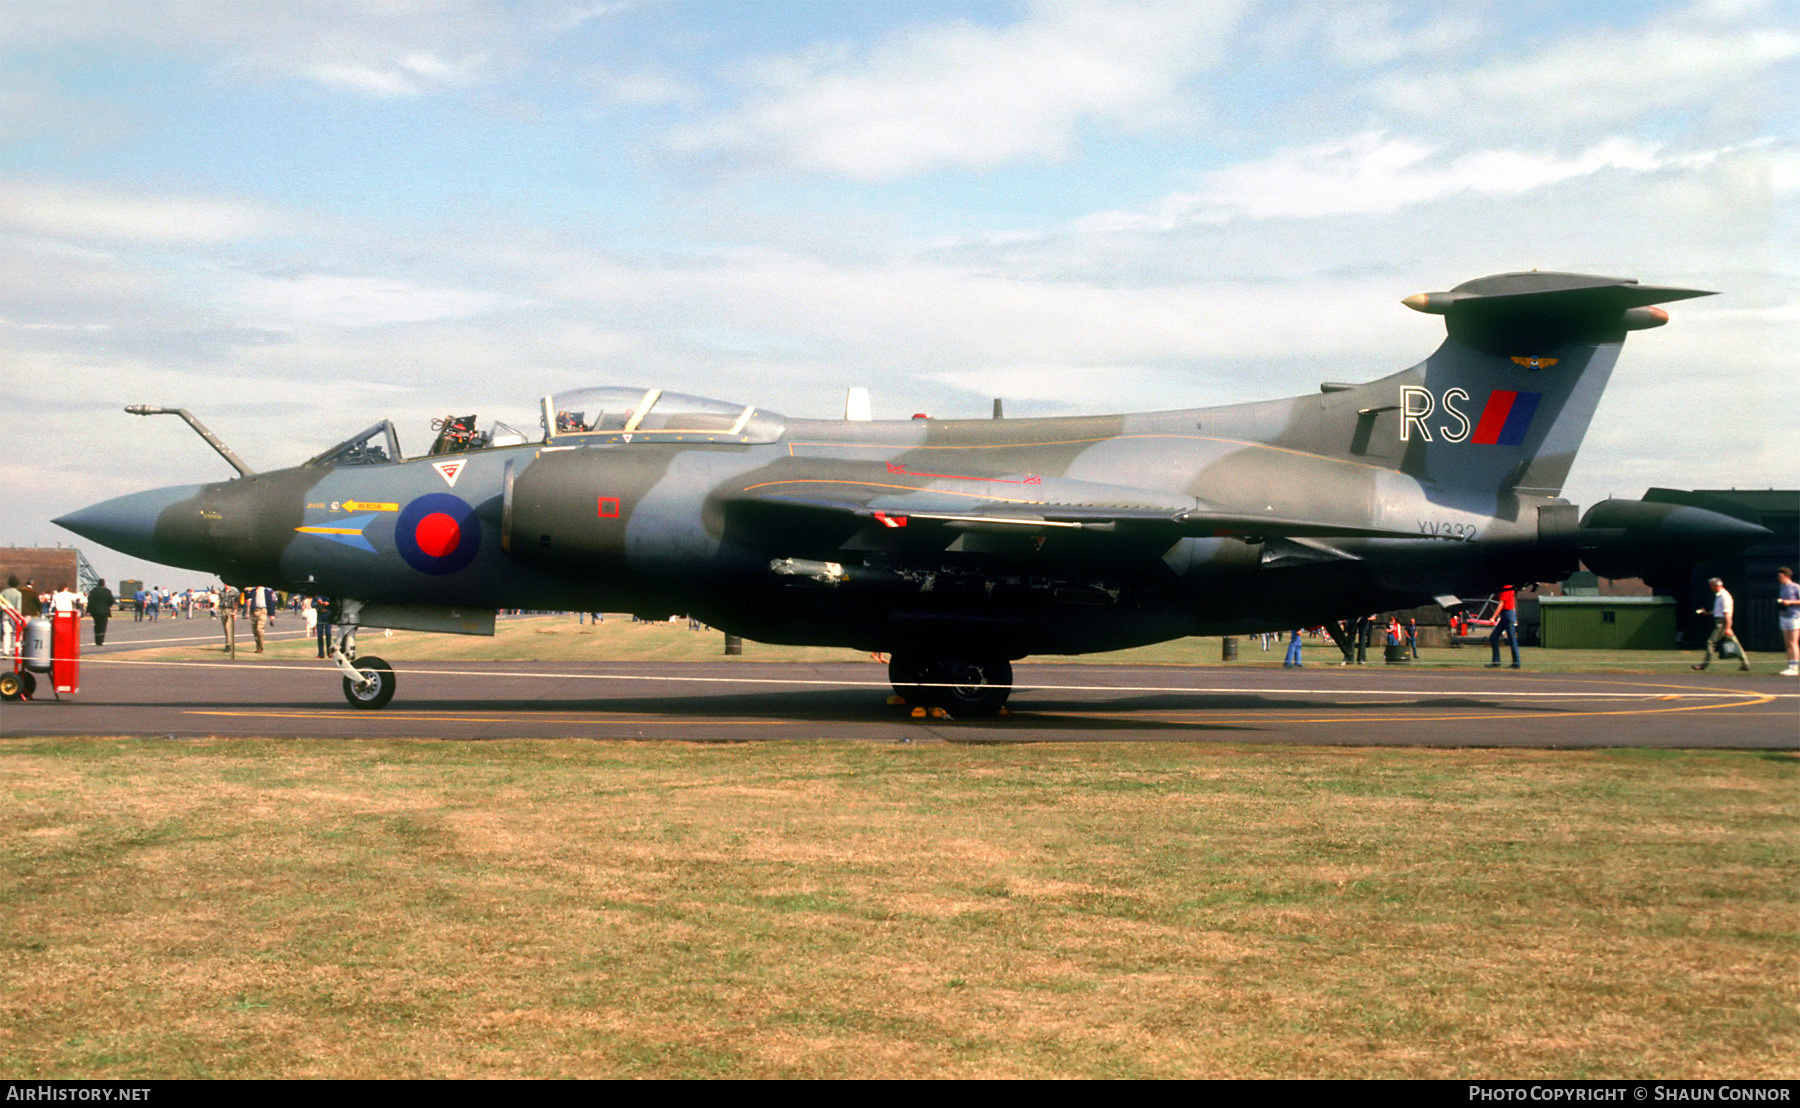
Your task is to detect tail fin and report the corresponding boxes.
[1390,272,1711,503]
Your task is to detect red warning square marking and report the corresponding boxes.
[597,497,621,518]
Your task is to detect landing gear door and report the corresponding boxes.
[1536,502,1579,581]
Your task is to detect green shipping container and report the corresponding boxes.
[1538,596,1677,649]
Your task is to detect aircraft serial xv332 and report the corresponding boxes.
[57,271,1767,714]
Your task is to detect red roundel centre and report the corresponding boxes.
[414,512,462,558]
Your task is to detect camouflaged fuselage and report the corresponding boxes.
[59,272,1760,660]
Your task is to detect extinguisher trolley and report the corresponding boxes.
[1,599,79,701]
[1,599,34,701]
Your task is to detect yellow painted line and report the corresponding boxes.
[184,710,788,726]
[182,689,1780,731]
[1030,692,1777,727]
[1562,675,1762,696]
[294,525,367,536]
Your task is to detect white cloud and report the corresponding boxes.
[235,274,518,329]
[581,65,703,109]
[1772,146,1800,195]
[0,181,276,244]
[1243,1,1484,71]
[918,363,1202,411]
[304,50,488,97]
[1373,3,1800,137]
[1075,133,1745,229]
[0,1,530,98]
[670,0,1246,179]
[304,62,424,98]
[535,244,1401,404]
[1316,3,1482,68]
[0,70,132,147]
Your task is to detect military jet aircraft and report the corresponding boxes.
[56,271,1767,714]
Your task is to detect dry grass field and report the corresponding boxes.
[1,738,1794,1078]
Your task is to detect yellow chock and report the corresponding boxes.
[929,707,950,719]
[887,695,908,706]
[997,707,1010,717]
[910,706,927,719]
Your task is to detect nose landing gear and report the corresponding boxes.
[325,600,396,710]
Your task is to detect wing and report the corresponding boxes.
[717,464,1417,557]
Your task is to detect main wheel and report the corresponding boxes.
[937,658,1013,716]
[888,654,933,703]
[341,655,396,710]
[888,655,1013,716]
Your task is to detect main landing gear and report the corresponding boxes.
[887,654,1014,716]
[325,600,396,710]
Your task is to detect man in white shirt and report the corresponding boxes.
[1693,577,1751,672]
[248,585,272,653]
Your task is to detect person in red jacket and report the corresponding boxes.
[1486,585,1521,669]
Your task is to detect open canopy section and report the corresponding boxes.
[311,412,536,465]
[544,387,785,445]
[307,420,405,467]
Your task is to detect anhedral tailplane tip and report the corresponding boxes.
[1402,271,1714,316]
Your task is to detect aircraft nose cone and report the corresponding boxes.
[54,484,210,566]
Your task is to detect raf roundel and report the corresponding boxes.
[395,493,482,575]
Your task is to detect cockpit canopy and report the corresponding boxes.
[543,387,784,445]
[305,387,784,467]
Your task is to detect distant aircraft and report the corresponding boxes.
[57,271,1767,714]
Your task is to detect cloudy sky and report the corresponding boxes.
[2,0,1794,587]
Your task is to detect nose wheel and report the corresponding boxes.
[341,655,395,710]
[327,602,395,710]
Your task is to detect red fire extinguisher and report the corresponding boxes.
[50,610,80,696]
